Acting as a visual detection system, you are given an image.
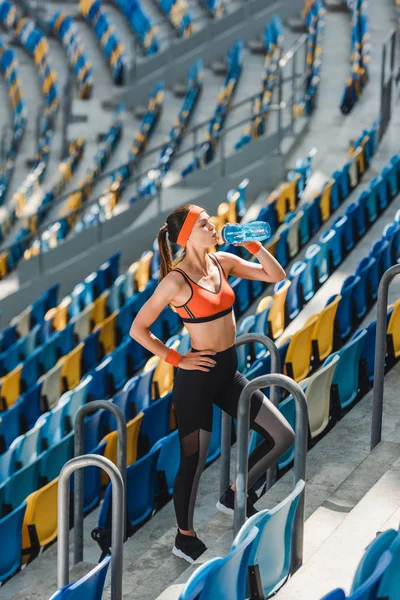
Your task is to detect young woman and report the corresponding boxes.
[129,204,295,564]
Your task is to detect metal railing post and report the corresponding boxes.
[233,373,308,574]
[219,333,281,499]
[74,401,127,564]
[58,455,124,600]
[370,264,400,450]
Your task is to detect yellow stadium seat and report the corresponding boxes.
[22,478,58,562]
[266,234,279,258]
[319,180,333,222]
[353,145,366,176]
[217,202,230,224]
[268,280,290,339]
[95,311,118,355]
[79,0,93,16]
[283,315,319,382]
[90,290,110,327]
[227,194,239,224]
[45,296,71,332]
[101,412,144,485]
[278,176,299,214]
[302,353,340,440]
[144,340,180,400]
[256,295,273,314]
[39,360,64,410]
[136,251,153,292]
[387,299,400,360]
[0,364,22,410]
[0,251,8,278]
[59,342,84,392]
[310,295,341,365]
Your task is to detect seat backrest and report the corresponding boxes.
[49,555,111,599]
[0,501,26,583]
[4,459,39,511]
[387,299,400,358]
[232,480,305,597]
[9,423,43,472]
[350,529,397,592]
[269,279,290,339]
[22,477,59,553]
[39,360,64,410]
[378,531,400,598]
[306,354,340,439]
[311,295,341,363]
[102,411,144,469]
[331,328,367,408]
[140,392,173,452]
[181,526,259,600]
[348,551,392,600]
[284,315,318,381]
[61,342,84,390]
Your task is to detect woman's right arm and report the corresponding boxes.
[129,274,217,372]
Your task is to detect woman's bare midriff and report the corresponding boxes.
[182,309,237,352]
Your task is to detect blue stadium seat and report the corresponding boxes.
[383,222,400,264]
[332,275,361,343]
[321,551,392,600]
[350,529,397,592]
[2,459,39,513]
[88,358,112,400]
[98,444,161,537]
[355,256,379,304]
[70,440,107,514]
[232,480,305,597]
[346,201,366,239]
[83,409,108,453]
[107,337,131,393]
[286,262,306,320]
[298,203,312,245]
[231,277,251,315]
[278,394,296,470]
[0,401,21,452]
[0,501,26,582]
[319,228,342,272]
[62,375,91,429]
[39,333,60,373]
[19,382,42,430]
[332,213,355,254]
[9,424,44,472]
[324,328,367,411]
[345,274,368,322]
[128,366,155,414]
[179,526,258,600]
[21,345,42,391]
[303,244,322,298]
[49,554,111,600]
[81,329,100,373]
[138,392,173,456]
[36,395,69,447]
[39,432,74,484]
[370,238,391,278]
[152,429,180,499]
[378,532,400,599]
[0,324,17,353]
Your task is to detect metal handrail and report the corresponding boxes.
[232,373,308,574]
[73,401,127,564]
[370,263,400,450]
[57,455,125,600]
[219,333,281,498]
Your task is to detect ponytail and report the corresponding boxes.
[158,223,173,283]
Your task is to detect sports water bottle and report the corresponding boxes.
[220,221,271,245]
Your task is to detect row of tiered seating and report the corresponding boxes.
[113,0,159,56]
[0,121,388,584]
[181,38,243,177]
[0,37,26,208]
[73,83,165,234]
[0,10,59,246]
[49,11,94,99]
[340,0,370,115]
[322,526,400,599]
[155,0,193,38]
[294,0,325,117]
[138,59,203,197]
[235,15,284,151]
[0,139,85,276]
[79,0,127,85]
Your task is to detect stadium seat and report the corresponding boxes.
[0,401,21,452]
[378,531,400,599]
[152,429,180,500]
[49,554,111,600]
[0,501,26,581]
[286,262,306,320]
[82,330,100,373]
[102,412,143,470]
[319,228,342,272]
[22,476,58,561]
[2,459,39,514]
[355,256,379,305]
[268,280,290,339]
[324,328,367,412]
[232,480,305,597]
[72,303,93,342]
[21,346,42,392]
[60,342,84,391]
[83,409,108,454]
[322,551,392,600]
[283,315,318,382]
[19,383,42,430]
[62,375,92,429]
[179,526,258,600]
[310,295,341,365]
[143,348,176,400]
[370,239,391,278]
[39,360,64,410]
[0,364,22,410]
[301,354,339,439]
[332,214,355,254]
[386,299,400,360]
[39,432,74,484]
[251,297,273,359]
[331,275,361,344]
[9,424,44,472]
[107,337,132,393]
[350,529,398,592]
[138,392,173,457]
[95,311,117,355]
[301,245,321,301]
[346,201,366,239]
[97,443,161,547]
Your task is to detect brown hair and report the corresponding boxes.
[157,204,194,282]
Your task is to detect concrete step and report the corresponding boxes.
[276,454,400,600]
[153,440,400,600]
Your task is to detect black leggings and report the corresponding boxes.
[172,344,295,531]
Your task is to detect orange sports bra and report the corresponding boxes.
[171,253,236,323]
